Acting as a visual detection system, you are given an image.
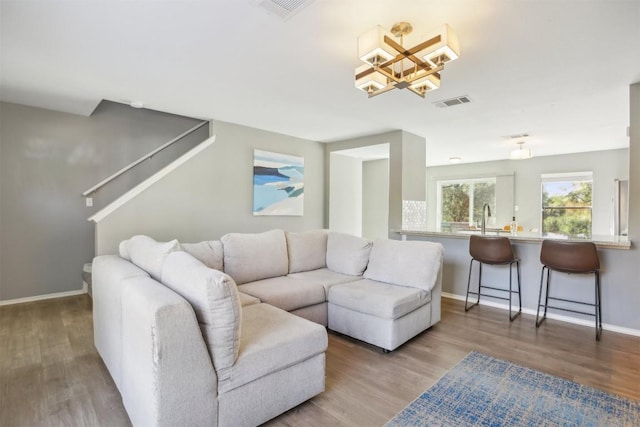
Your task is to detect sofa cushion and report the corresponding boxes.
[161,251,242,377]
[328,279,431,320]
[364,239,444,291]
[239,292,261,307]
[288,268,361,294]
[326,232,372,276]
[285,230,328,273]
[122,235,181,281]
[218,303,327,394]
[182,240,224,271]
[221,230,288,285]
[237,276,326,312]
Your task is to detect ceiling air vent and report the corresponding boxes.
[504,133,530,140]
[256,0,316,20]
[433,95,471,108]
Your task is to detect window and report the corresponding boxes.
[437,177,496,231]
[541,172,592,237]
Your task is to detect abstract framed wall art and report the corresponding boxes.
[253,149,304,216]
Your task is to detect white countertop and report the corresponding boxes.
[396,229,631,249]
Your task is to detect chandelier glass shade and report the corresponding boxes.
[510,141,533,160]
[355,23,460,98]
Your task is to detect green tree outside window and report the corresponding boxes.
[439,179,496,230]
[542,180,592,237]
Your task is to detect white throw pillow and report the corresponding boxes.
[326,232,373,276]
[161,251,241,377]
[221,229,288,285]
[363,239,444,291]
[125,235,181,280]
[286,230,328,273]
[182,240,224,271]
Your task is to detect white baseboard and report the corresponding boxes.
[442,292,640,338]
[0,286,88,306]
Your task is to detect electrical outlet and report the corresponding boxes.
[514,205,519,212]
[86,197,93,207]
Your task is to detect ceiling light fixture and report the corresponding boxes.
[510,141,533,160]
[354,22,460,98]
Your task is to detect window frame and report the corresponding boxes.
[436,176,497,230]
[540,171,593,237]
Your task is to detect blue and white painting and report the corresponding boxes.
[253,149,304,216]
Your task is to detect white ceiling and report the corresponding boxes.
[1,0,639,166]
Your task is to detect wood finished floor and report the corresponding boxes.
[1,295,639,426]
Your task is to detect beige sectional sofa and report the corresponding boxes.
[92,229,444,427]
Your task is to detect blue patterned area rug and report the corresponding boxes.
[386,351,640,427]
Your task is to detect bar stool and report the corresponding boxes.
[465,235,522,320]
[536,240,602,340]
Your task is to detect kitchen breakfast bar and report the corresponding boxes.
[395,229,637,334]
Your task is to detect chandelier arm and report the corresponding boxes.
[373,66,401,83]
[406,86,427,98]
[382,36,437,74]
[405,65,444,83]
[355,64,400,82]
[384,35,441,58]
[406,35,442,56]
[378,53,430,79]
[355,67,375,81]
[367,84,396,98]
[379,53,409,71]
[355,65,394,81]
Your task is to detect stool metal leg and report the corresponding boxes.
[543,269,551,317]
[536,266,603,341]
[595,271,602,341]
[508,263,512,318]
[508,261,522,321]
[467,257,522,320]
[465,259,479,311]
[516,260,522,312]
[478,262,483,302]
[537,240,602,341]
[536,266,548,327]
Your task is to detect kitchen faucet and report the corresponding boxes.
[481,203,491,235]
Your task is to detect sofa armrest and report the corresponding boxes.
[429,264,443,325]
[92,255,149,391]
[121,277,218,427]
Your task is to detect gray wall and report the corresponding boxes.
[0,101,207,301]
[95,119,325,255]
[401,131,427,202]
[426,149,629,235]
[325,131,401,229]
[362,159,389,240]
[325,130,426,237]
[90,104,209,210]
[630,82,640,238]
[329,153,362,236]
